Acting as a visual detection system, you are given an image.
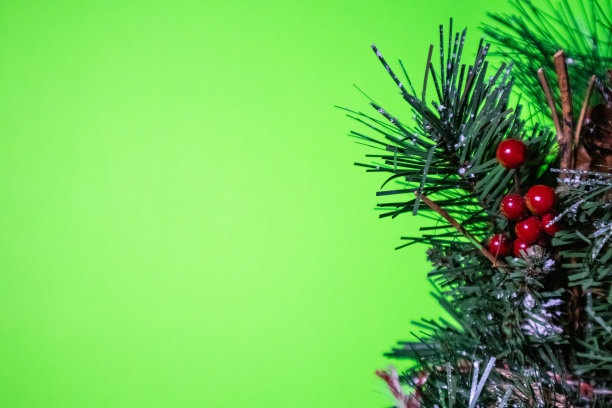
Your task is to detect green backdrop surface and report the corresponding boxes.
[0,1,511,407]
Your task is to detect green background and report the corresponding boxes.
[0,1,511,407]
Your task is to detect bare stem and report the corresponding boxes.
[537,68,563,137]
[553,50,574,174]
[514,168,521,195]
[573,75,596,169]
[416,193,508,269]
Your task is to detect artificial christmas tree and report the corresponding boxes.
[344,1,612,407]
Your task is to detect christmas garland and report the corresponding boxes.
[345,1,612,407]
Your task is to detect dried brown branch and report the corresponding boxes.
[416,193,508,269]
[574,76,596,153]
[573,75,596,170]
[537,68,563,137]
[514,168,521,195]
[554,50,574,174]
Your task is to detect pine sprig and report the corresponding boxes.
[347,15,612,408]
[343,23,556,252]
[483,0,612,122]
[347,2,612,406]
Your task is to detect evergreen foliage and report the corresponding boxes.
[483,0,612,119]
[345,2,612,407]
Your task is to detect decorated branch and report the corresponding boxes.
[344,1,612,407]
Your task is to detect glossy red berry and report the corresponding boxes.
[513,239,532,257]
[515,216,543,243]
[525,185,556,215]
[488,234,512,257]
[541,213,562,236]
[496,139,527,169]
[500,194,528,220]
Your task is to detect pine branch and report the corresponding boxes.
[484,0,612,123]
[417,192,508,269]
[348,9,612,408]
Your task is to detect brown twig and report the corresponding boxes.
[538,68,563,137]
[573,75,596,169]
[553,50,574,174]
[551,54,587,339]
[514,168,521,195]
[416,193,508,269]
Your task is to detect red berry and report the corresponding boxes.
[513,239,532,257]
[541,213,562,236]
[496,139,527,169]
[515,216,543,243]
[525,185,556,215]
[488,234,512,257]
[500,194,528,220]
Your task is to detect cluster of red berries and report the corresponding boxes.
[487,139,562,258]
